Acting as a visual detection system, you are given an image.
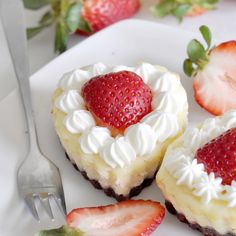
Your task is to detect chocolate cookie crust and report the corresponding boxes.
[165,200,235,236]
[66,153,156,201]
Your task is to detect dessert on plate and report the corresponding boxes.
[157,110,236,236]
[52,62,188,200]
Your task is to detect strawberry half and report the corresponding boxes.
[67,200,165,236]
[82,71,152,136]
[184,26,236,115]
[196,128,236,185]
[78,0,141,34]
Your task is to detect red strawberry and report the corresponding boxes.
[184,26,236,115]
[77,0,141,34]
[82,71,152,136]
[67,200,165,236]
[196,128,236,185]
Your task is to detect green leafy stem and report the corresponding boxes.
[183,25,213,77]
[24,0,91,53]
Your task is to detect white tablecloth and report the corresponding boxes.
[0,0,235,101]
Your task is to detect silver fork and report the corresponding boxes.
[0,0,66,221]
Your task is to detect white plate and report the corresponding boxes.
[0,19,213,236]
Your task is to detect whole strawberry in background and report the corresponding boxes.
[24,0,140,53]
[151,0,219,21]
[78,0,140,34]
[184,25,236,115]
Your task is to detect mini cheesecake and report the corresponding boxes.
[52,62,188,200]
[157,110,236,236]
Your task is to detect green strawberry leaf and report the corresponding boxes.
[183,25,212,77]
[39,11,53,25]
[199,25,212,50]
[23,0,49,10]
[55,20,69,53]
[187,39,206,63]
[35,225,84,236]
[151,0,175,17]
[172,4,191,21]
[60,0,72,17]
[27,25,46,39]
[66,3,83,32]
[183,59,194,77]
[27,11,53,40]
[77,19,92,33]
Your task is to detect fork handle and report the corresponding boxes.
[0,0,39,151]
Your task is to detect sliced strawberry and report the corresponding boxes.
[78,0,140,34]
[67,200,165,236]
[193,41,236,115]
[196,128,236,185]
[82,71,152,136]
[184,26,236,115]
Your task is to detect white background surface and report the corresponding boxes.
[0,0,236,101]
[0,19,210,236]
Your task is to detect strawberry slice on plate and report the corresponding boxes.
[82,71,152,136]
[67,200,165,236]
[36,200,165,236]
[196,127,236,185]
[184,25,236,115]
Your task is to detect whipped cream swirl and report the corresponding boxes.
[182,127,208,153]
[100,137,136,168]
[55,90,84,113]
[142,110,179,142]
[59,63,109,91]
[148,72,180,92]
[152,90,186,113]
[125,123,156,156]
[64,110,95,134]
[193,173,223,204]
[134,62,164,83]
[80,127,111,154]
[173,159,204,188]
[59,70,90,91]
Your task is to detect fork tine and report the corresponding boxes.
[24,195,40,222]
[40,195,54,220]
[52,193,67,217]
